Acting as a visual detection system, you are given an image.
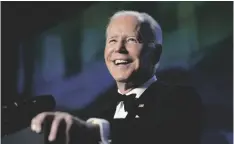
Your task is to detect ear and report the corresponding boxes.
[150,44,162,65]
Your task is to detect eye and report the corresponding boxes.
[109,39,117,44]
[127,38,138,43]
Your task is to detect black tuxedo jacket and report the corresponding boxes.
[92,80,203,144]
[70,80,202,144]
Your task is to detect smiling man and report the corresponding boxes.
[105,12,160,94]
[31,11,202,144]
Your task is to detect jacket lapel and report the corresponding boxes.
[125,81,164,124]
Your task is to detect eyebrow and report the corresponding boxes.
[107,35,138,39]
[108,36,118,39]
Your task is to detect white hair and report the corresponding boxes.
[107,10,163,45]
[107,10,162,73]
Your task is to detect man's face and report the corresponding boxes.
[104,15,153,82]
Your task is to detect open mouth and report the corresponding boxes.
[113,59,132,65]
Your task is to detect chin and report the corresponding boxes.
[113,76,130,83]
[111,69,136,82]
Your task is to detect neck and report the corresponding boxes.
[117,74,153,94]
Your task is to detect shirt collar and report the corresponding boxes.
[118,75,157,99]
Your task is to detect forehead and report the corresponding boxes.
[106,15,140,37]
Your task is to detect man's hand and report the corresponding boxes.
[31,111,98,144]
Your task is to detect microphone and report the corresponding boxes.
[2,95,56,137]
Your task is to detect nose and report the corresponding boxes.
[114,39,127,53]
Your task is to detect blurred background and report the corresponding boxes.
[2,1,233,144]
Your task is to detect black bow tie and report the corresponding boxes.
[117,93,138,112]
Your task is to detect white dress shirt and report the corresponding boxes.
[87,75,157,144]
[114,75,157,119]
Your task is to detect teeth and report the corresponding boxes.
[114,60,128,65]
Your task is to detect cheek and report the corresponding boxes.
[104,48,111,61]
[128,50,142,69]
[131,55,147,73]
[133,59,141,71]
[104,49,114,71]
